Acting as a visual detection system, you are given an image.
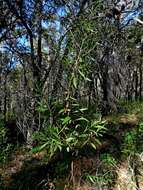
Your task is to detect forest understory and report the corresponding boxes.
[1,0,143,189]
[0,101,143,190]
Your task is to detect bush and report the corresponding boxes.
[0,118,14,164]
[32,100,107,160]
[121,122,143,156]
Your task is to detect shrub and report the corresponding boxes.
[121,122,143,156]
[32,100,107,160]
[0,122,7,163]
[0,118,14,164]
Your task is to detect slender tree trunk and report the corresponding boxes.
[135,69,138,100]
[4,74,7,124]
[0,73,2,113]
[139,60,142,101]
[101,65,109,115]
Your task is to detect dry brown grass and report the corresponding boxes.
[119,114,139,126]
[113,155,143,190]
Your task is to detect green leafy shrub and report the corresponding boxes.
[32,99,107,160]
[100,153,117,167]
[83,154,117,188]
[121,130,136,156]
[121,122,143,156]
[0,119,13,164]
[136,122,143,152]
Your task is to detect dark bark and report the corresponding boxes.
[37,0,42,81]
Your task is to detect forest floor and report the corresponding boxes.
[0,101,143,190]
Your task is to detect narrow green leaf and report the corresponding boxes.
[66,137,75,143]
[76,117,89,122]
[79,108,88,112]
[78,69,85,79]
[78,70,91,82]
[90,142,97,150]
[73,77,77,88]
[62,116,71,125]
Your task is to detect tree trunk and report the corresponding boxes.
[4,74,7,124]
[139,60,142,101]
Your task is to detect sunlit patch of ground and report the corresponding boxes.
[119,114,139,126]
[113,155,143,190]
[114,161,136,190]
[104,113,139,126]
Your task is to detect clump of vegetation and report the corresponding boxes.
[81,153,117,189]
[32,99,107,161]
[1,0,143,189]
[121,122,143,156]
[0,118,13,164]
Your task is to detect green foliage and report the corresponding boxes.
[84,173,114,186]
[100,153,117,167]
[138,122,143,134]
[83,154,117,187]
[84,174,98,184]
[122,131,136,156]
[5,112,16,122]
[117,100,143,119]
[32,99,107,160]
[36,101,49,113]
[0,121,13,164]
[121,122,143,156]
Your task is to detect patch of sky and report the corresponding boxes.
[119,4,143,29]
[0,1,80,67]
[16,35,30,52]
[57,6,67,17]
[6,57,18,69]
[24,0,35,20]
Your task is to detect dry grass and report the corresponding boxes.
[113,155,143,190]
[119,114,139,125]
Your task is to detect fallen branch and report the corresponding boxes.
[134,17,143,25]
